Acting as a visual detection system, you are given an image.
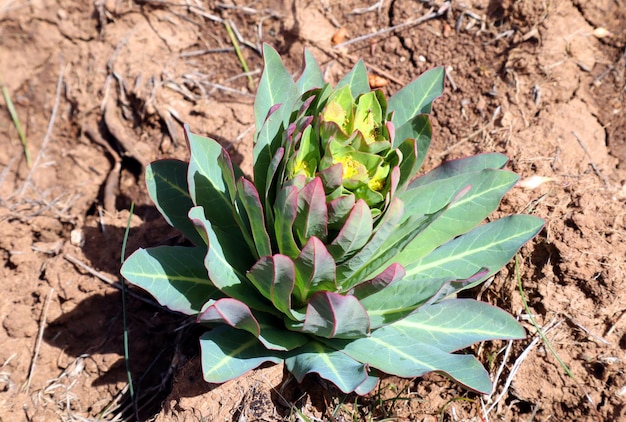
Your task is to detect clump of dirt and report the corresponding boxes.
[1,0,625,421]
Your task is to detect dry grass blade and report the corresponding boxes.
[333,3,448,49]
[23,287,54,394]
[0,73,31,167]
[224,19,254,90]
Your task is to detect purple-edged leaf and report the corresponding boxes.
[293,237,337,303]
[274,185,301,258]
[352,263,406,299]
[318,163,343,195]
[327,194,355,229]
[294,177,328,244]
[247,255,297,319]
[197,298,260,337]
[200,326,283,383]
[188,206,272,313]
[327,200,372,262]
[285,340,368,394]
[336,198,404,288]
[295,292,370,339]
[235,177,272,258]
[354,371,379,396]
[263,147,287,232]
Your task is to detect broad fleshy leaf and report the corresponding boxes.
[395,169,520,265]
[186,128,242,232]
[404,215,544,286]
[189,206,271,313]
[388,67,445,128]
[145,159,205,246]
[297,49,325,93]
[331,327,494,393]
[285,340,368,394]
[390,298,526,352]
[409,153,509,189]
[357,269,488,328]
[274,185,301,259]
[200,326,283,383]
[121,246,219,315]
[335,60,369,98]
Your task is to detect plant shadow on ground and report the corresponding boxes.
[41,217,193,419]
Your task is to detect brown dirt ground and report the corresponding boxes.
[1,0,625,421]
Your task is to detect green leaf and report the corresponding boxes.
[247,254,297,319]
[255,313,309,351]
[121,246,219,315]
[285,340,368,394]
[354,372,379,395]
[327,200,373,262]
[254,44,299,136]
[234,178,272,259]
[390,299,526,352]
[200,326,283,383]
[274,185,301,259]
[189,206,271,313]
[295,292,370,339]
[197,298,260,337]
[145,160,205,246]
[186,127,242,232]
[409,153,509,189]
[332,325,493,394]
[357,269,488,328]
[388,67,445,129]
[335,60,370,98]
[404,215,545,286]
[253,45,300,197]
[297,49,325,93]
[395,169,520,266]
[394,115,432,181]
[294,177,328,244]
[254,104,289,202]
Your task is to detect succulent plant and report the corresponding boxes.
[121,45,543,395]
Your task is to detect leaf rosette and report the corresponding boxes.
[121,45,544,394]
